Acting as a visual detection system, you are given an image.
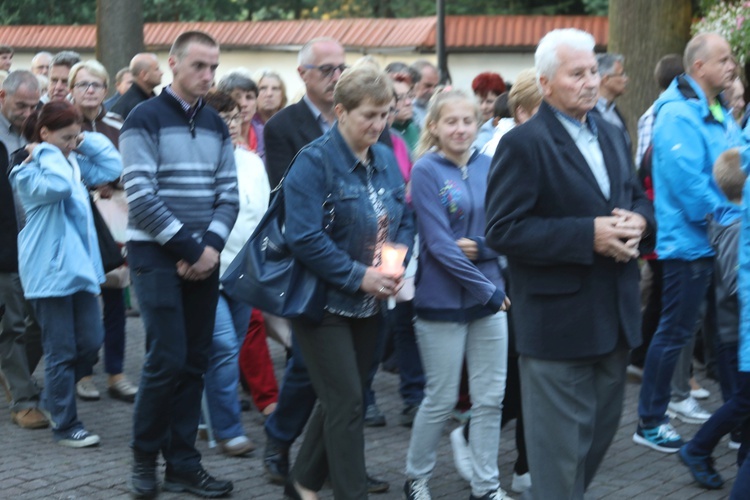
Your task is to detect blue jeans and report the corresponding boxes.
[638,258,713,427]
[393,300,424,406]
[264,332,317,448]
[30,292,104,439]
[128,243,219,471]
[81,287,127,377]
[205,293,251,441]
[687,371,750,457]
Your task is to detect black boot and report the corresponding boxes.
[129,449,158,499]
[163,465,233,498]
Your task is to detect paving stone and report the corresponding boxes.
[0,312,739,499]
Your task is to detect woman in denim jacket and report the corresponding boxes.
[282,65,414,500]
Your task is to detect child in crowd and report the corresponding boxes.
[679,147,748,492]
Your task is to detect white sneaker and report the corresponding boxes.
[511,472,531,493]
[404,478,432,500]
[76,378,100,401]
[690,387,711,400]
[449,426,472,482]
[667,397,712,424]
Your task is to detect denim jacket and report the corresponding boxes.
[284,124,414,316]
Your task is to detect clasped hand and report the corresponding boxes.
[593,208,647,263]
[176,246,219,281]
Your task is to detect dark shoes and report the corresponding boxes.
[163,465,233,498]
[400,404,419,427]
[367,474,390,494]
[129,450,158,499]
[679,444,724,489]
[364,403,386,427]
[263,438,289,485]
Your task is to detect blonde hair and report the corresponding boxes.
[415,88,480,159]
[713,148,747,203]
[334,65,393,111]
[69,59,109,89]
[253,68,288,110]
[508,68,542,121]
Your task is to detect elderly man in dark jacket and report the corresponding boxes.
[485,28,654,498]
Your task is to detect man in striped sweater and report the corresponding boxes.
[121,31,238,499]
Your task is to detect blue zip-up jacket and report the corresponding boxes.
[652,74,743,260]
[411,149,505,322]
[9,132,122,298]
[737,155,750,371]
[283,124,414,317]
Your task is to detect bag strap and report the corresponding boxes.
[273,136,335,231]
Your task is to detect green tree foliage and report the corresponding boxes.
[0,0,621,24]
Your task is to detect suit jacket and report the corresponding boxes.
[110,83,156,121]
[485,101,654,360]
[264,98,324,189]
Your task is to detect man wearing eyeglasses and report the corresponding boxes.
[594,53,631,149]
[263,37,347,188]
[261,37,391,495]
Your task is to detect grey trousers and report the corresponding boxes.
[520,349,628,500]
[0,272,42,412]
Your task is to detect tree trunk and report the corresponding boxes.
[96,0,144,99]
[608,0,692,155]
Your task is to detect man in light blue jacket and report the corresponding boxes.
[634,32,745,453]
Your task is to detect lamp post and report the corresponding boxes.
[436,0,450,84]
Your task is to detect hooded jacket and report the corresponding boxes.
[652,74,744,260]
[9,132,122,298]
[411,149,505,322]
[708,204,742,345]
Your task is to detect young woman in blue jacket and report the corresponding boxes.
[404,89,511,500]
[9,101,122,448]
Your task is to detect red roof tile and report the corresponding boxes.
[0,16,608,52]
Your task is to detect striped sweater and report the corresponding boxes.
[120,90,239,264]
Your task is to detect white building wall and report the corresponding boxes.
[9,49,536,103]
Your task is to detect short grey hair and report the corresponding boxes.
[2,70,40,95]
[298,37,341,66]
[218,70,257,95]
[535,29,596,83]
[596,53,625,76]
[51,50,81,69]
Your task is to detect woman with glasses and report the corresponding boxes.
[10,101,122,447]
[390,72,421,154]
[68,60,138,404]
[203,90,271,457]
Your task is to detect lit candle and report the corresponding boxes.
[380,242,407,309]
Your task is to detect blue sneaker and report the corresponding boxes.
[679,445,724,489]
[632,423,683,453]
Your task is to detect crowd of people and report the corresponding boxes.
[1,24,750,500]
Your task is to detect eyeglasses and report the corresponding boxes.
[73,81,106,91]
[302,64,348,78]
[395,92,416,102]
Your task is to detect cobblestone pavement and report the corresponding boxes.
[0,313,739,499]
